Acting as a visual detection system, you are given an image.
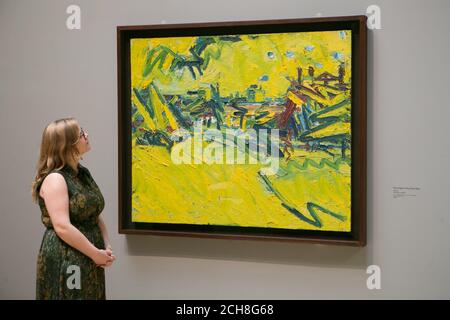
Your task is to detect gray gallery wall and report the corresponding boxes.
[1,0,449,299]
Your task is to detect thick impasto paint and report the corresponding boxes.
[130,30,352,232]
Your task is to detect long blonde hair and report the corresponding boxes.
[31,117,81,203]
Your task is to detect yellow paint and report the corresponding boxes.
[240,117,247,130]
[149,85,179,131]
[132,145,351,231]
[255,111,276,125]
[317,103,351,118]
[308,122,351,138]
[226,115,232,127]
[287,91,305,106]
[131,31,352,97]
[132,90,156,130]
[255,91,265,102]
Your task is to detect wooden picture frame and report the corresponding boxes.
[118,15,367,246]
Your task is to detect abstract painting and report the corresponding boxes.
[118,16,367,245]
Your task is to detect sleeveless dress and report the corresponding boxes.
[36,163,106,299]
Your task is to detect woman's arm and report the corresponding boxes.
[97,215,111,250]
[40,173,112,266]
[98,214,115,267]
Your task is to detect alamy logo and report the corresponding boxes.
[169,123,280,175]
[366,265,381,290]
[66,265,81,290]
[66,5,81,30]
[366,5,382,30]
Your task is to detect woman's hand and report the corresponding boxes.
[104,246,116,267]
[92,249,114,266]
[97,245,116,268]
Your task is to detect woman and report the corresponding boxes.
[31,118,115,299]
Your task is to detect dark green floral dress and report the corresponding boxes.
[36,163,106,300]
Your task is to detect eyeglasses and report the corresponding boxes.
[73,127,88,145]
[79,127,87,139]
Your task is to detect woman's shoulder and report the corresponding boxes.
[43,171,67,185]
[39,170,68,199]
[40,167,67,185]
[39,165,73,188]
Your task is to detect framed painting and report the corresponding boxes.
[118,15,367,246]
